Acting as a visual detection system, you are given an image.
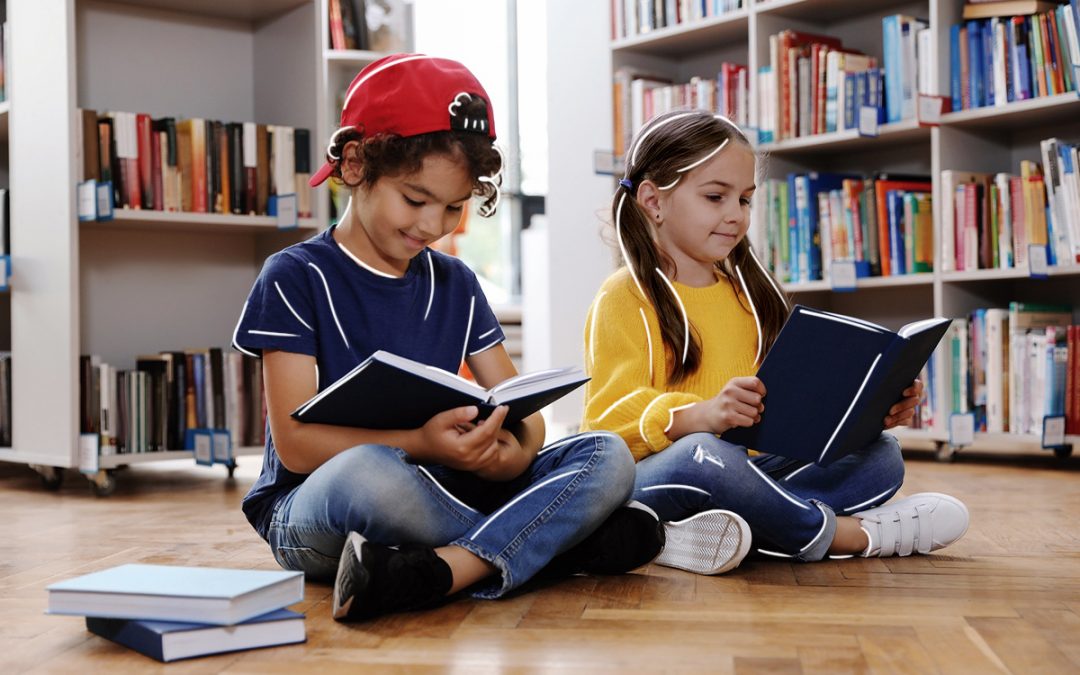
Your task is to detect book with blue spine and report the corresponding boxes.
[951,23,963,111]
[47,564,304,625]
[86,609,305,662]
[722,305,951,466]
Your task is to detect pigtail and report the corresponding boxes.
[614,184,702,384]
[722,238,790,362]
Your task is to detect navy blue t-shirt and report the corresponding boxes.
[233,225,505,539]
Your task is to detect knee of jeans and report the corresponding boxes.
[876,433,906,486]
[680,433,744,466]
[585,432,636,506]
[315,444,410,503]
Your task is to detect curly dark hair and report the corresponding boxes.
[324,97,503,216]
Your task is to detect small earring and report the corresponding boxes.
[655,213,661,220]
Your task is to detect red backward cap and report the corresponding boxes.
[309,53,497,187]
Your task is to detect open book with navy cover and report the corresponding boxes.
[721,305,950,466]
[291,350,589,429]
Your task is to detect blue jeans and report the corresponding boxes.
[266,432,634,598]
[633,432,905,561]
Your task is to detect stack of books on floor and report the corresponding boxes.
[46,563,305,662]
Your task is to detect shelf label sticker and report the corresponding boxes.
[830,260,857,291]
[0,255,9,292]
[949,413,975,447]
[212,430,233,464]
[593,150,616,176]
[275,193,298,230]
[96,181,114,221]
[192,430,213,466]
[78,180,98,221]
[79,433,100,475]
[1042,415,1066,449]
[858,106,879,137]
[916,94,946,126]
[1028,244,1049,278]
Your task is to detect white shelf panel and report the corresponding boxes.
[98,445,263,469]
[782,273,934,293]
[84,209,320,234]
[325,50,389,68]
[941,265,1080,283]
[612,10,749,56]
[105,0,310,23]
[759,119,929,155]
[940,93,1080,131]
[754,0,922,22]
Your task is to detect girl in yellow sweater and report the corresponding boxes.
[582,110,969,574]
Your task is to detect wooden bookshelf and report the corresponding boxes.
[88,210,320,235]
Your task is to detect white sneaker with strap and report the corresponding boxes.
[853,492,970,557]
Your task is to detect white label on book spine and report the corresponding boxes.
[193,432,213,466]
[276,193,298,230]
[79,433,100,475]
[949,413,975,447]
[858,106,879,137]
[830,260,857,291]
[1042,415,1066,448]
[1028,244,1049,278]
[78,180,98,221]
[96,182,114,221]
[916,94,944,126]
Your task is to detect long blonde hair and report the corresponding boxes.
[613,110,790,383]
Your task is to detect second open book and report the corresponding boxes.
[292,351,589,429]
[722,305,950,466]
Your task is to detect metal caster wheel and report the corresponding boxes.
[226,460,237,478]
[88,470,117,497]
[33,465,65,491]
[934,443,957,463]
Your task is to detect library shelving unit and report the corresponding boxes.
[611,0,1080,461]
[4,0,334,495]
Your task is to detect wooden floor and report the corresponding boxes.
[2,450,1079,674]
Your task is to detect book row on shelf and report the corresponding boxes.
[613,5,1080,146]
[326,0,409,53]
[79,349,265,457]
[951,2,1079,112]
[757,173,933,284]
[941,138,1080,272]
[611,0,744,41]
[613,64,750,157]
[753,135,1080,285]
[76,109,313,221]
[932,303,1080,436]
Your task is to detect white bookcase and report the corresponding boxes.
[3,0,407,494]
[610,0,1080,460]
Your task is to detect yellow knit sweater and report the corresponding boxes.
[581,267,760,461]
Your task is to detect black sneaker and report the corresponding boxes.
[540,501,665,578]
[332,531,453,622]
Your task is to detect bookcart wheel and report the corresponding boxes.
[934,443,957,463]
[32,465,64,491]
[225,460,237,479]
[1053,445,1073,460]
[88,470,117,497]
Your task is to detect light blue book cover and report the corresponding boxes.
[48,564,304,625]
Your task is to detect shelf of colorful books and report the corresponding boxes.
[758,119,928,155]
[97,445,263,469]
[611,9,749,56]
[940,265,1080,284]
[84,210,320,235]
[941,93,1080,131]
[754,0,925,22]
[781,272,934,294]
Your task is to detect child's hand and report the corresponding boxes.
[884,379,923,429]
[417,404,509,472]
[704,376,766,434]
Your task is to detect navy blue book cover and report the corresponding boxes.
[722,306,949,465]
[291,350,588,430]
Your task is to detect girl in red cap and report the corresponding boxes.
[233,55,674,622]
